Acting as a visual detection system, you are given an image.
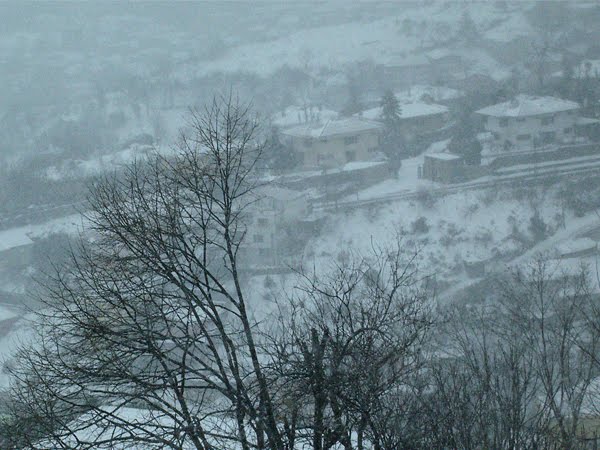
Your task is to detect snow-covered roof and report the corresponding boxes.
[476,95,580,117]
[359,102,448,122]
[271,105,338,129]
[400,102,449,118]
[576,117,600,125]
[282,117,382,138]
[426,152,461,161]
[0,229,34,253]
[555,237,597,256]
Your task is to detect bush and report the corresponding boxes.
[415,187,436,208]
[528,211,548,242]
[411,216,430,234]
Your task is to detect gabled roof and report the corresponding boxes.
[476,95,579,118]
[359,102,448,121]
[282,117,382,139]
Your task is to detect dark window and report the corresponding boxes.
[499,118,509,127]
[516,117,526,122]
[253,234,264,243]
[258,218,268,226]
[344,135,358,145]
[303,137,313,147]
[541,116,554,125]
[345,150,356,162]
[516,134,531,141]
[563,127,572,134]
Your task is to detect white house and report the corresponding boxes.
[281,117,382,170]
[476,95,582,151]
[242,185,310,266]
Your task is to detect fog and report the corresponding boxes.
[3,1,600,448]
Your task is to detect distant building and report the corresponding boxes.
[280,117,382,170]
[377,54,434,87]
[360,102,449,140]
[476,95,584,151]
[242,185,311,267]
[396,84,464,107]
[552,59,600,79]
[421,152,463,183]
[424,49,466,81]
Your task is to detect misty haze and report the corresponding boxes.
[3,1,600,448]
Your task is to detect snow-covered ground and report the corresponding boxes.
[0,214,84,252]
[308,178,597,297]
[174,2,531,80]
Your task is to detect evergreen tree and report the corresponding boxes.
[381,89,401,124]
[380,90,405,162]
[265,126,300,172]
[448,110,482,166]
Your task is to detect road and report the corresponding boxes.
[315,153,600,212]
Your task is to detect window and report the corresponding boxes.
[344,135,358,145]
[258,218,269,226]
[516,134,531,141]
[563,127,573,134]
[345,150,356,162]
[540,131,556,144]
[516,117,526,122]
[253,234,264,243]
[303,137,313,147]
[541,116,554,125]
[499,118,509,127]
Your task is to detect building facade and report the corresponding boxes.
[281,117,382,170]
[422,152,464,183]
[241,186,311,267]
[476,95,581,152]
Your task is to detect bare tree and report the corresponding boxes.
[265,243,434,450]
[4,94,285,450]
[430,259,600,450]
